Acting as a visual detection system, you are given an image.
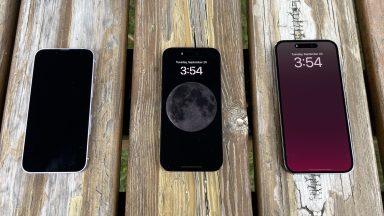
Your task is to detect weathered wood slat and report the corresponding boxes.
[355,0,384,172]
[0,0,21,128]
[0,1,128,215]
[126,0,252,215]
[248,0,383,215]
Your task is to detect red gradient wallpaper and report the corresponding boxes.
[275,40,353,173]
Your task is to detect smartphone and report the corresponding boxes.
[160,48,222,171]
[275,40,353,173]
[22,49,94,173]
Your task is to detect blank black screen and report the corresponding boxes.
[22,49,93,172]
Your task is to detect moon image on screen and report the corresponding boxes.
[166,82,217,132]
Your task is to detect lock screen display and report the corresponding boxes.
[275,41,353,172]
[160,48,222,171]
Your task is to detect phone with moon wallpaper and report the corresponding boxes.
[22,49,94,173]
[161,48,222,171]
[275,40,353,173]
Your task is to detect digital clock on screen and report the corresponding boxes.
[294,57,322,68]
[180,66,203,75]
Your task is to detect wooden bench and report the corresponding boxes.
[0,0,20,126]
[0,1,128,215]
[355,0,384,174]
[248,0,383,215]
[0,0,383,215]
[126,0,251,215]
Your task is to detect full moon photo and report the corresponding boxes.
[166,82,217,132]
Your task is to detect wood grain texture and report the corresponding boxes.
[0,0,128,215]
[355,0,384,171]
[0,0,21,129]
[126,0,252,215]
[248,0,384,215]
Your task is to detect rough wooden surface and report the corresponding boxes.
[126,0,252,215]
[0,0,21,128]
[355,0,384,171]
[248,0,384,215]
[0,1,128,215]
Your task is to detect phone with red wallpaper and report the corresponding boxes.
[275,40,353,173]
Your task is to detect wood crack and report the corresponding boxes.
[298,202,326,216]
[204,2,209,46]
[203,172,210,216]
[289,0,305,39]
[304,174,322,200]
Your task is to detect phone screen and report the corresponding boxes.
[22,49,94,172]
[275,40,353,173]
[160,48,222,171]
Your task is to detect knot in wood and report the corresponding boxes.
[226,108,248,134]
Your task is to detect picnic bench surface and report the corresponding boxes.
[0,0,383,216]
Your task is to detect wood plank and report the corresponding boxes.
[0,0,128,215]
[0,0,21,128]
[126,0,252,215]
[355,0,384,172]
[247,0,384,215]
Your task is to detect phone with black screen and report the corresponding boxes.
[160,48,222,171]
[22,49,94,173]
[275,40,353,173]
